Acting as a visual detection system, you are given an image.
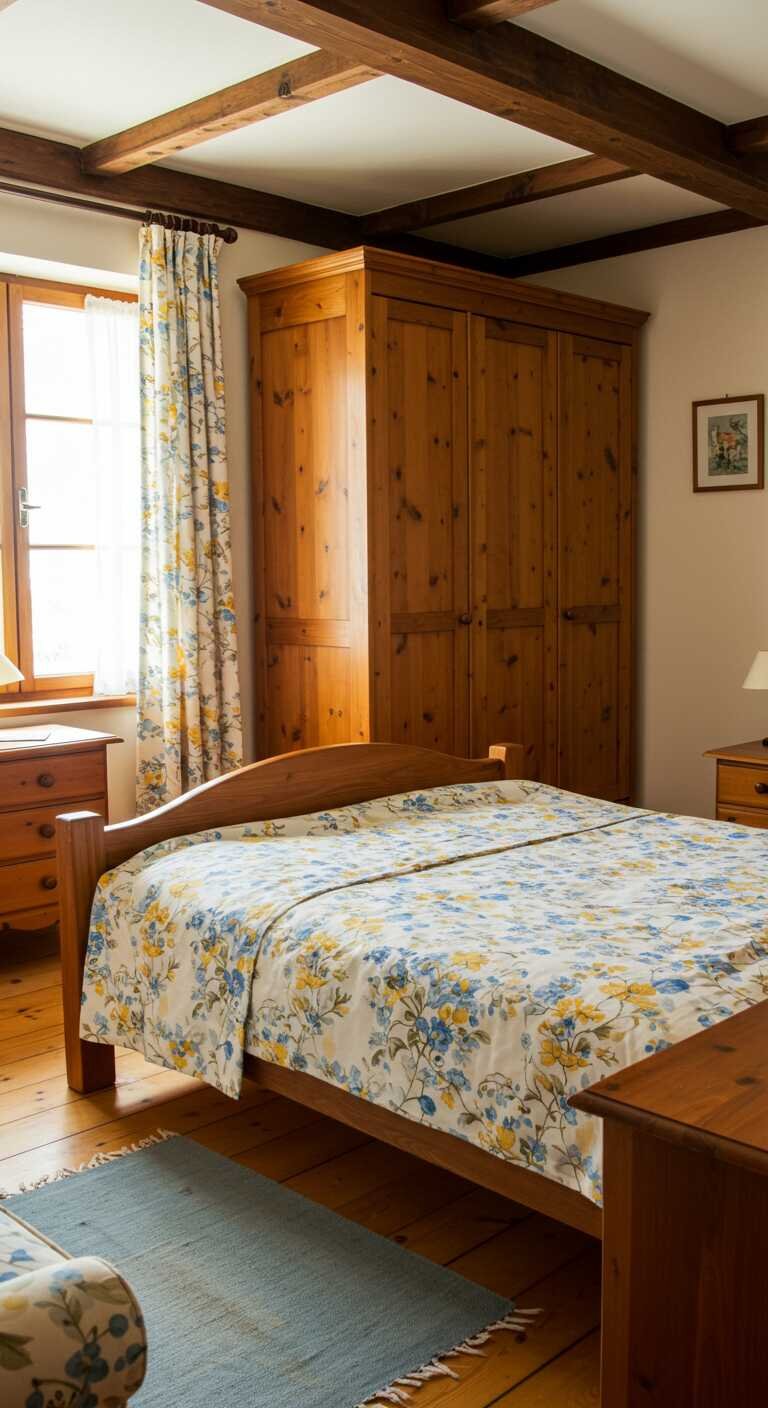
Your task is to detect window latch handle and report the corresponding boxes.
[18,486,42,529]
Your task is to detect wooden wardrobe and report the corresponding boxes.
[240,248,647,802]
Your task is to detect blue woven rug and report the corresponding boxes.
[6,1134,533,1407]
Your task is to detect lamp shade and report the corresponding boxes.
[743,651,768,691]
[0,651,23,686]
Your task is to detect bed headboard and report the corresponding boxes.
[103,740,525,868]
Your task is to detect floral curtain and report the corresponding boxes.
[137,221,242,813]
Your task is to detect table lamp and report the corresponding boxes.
[743,650,768,746]
[0,650,23,686]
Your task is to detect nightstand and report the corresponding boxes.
[0,724,120,934]
[704,740,768,830]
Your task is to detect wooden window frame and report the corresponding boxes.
[0,274,137,705]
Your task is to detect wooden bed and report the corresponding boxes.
[56,740,768,1406]
[57,738,599,1240]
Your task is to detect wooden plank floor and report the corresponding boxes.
[0,936,601,1405]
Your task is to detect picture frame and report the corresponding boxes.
[692,393,765,493]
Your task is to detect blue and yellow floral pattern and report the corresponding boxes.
[81,782,768,1205]
[137,222,242,813]
[0,1208,146,1405]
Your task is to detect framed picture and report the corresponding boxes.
[692,393,764,492]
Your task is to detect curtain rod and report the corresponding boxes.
[0,179,239,243]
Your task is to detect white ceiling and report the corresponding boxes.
[0,0,765,258]
[517,0,768,125]
[430,178,723,259]
[168,79,587,214]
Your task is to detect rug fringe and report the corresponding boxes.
[0,1129,178,1199]
[356,1307,542,1406]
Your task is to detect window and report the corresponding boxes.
[0,278,139,702]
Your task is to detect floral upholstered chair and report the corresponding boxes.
[0,1205,146,1407]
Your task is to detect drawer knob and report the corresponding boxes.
[755,782,768,795]
[457,612,473,626]
[40,875,57,891]
[38,823,55,839]
[37,772,55,789]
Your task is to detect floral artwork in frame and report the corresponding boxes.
[692,393,765,492]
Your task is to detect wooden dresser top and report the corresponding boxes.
[704,739,768,764]
[571,1001,768,1173]
[0,723,120,763]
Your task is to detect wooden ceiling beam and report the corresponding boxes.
[198,1,768,221]
[0,124,360,249]
[728,114,768,156]
[82,50,378,176]
[504,207,764,277]
[450,0,558,27]
[0,124,513,279]
[362,154,633,237]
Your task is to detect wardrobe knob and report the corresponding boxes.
[40,875,57,892]
[562,609,576,622]
[457,612,472,626]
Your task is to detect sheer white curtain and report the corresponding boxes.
[84,295,140,695]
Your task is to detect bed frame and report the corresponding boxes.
[57,739,601,1240]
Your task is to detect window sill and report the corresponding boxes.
[0,694,135,718]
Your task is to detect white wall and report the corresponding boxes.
[526,225,768,817]
[0,189,325,819]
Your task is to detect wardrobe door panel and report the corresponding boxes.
[389,628,465,753]
[372,298,470,754]
[261,317,349,624]
[469,317,557,779]
[559,334,633,799]
[483,622,547,775]
[265,642,351,756]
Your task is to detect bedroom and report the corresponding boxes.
[0,1,766,1405]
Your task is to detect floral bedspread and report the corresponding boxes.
[81,781,768,1205]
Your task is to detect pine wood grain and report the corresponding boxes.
[394,1185,526,1263]
[469,316,556,775]
[236,1114,367,1181]
[495,1330,600,1403]
[0,951,59,997]
[0,1024,65,1064]
[0,1048,160,1114]
[81,52,377,174]
[451,0,559,24]
[558,335,633,800]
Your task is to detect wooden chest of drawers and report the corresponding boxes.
[0,724,120,933]
[705,739,768,829]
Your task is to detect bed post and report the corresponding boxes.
[488,742,527,780]
[57,810,116,1093]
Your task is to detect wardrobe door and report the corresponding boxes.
[558,333,633,800]
[370,298,470,754]
[469,317,557,779]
